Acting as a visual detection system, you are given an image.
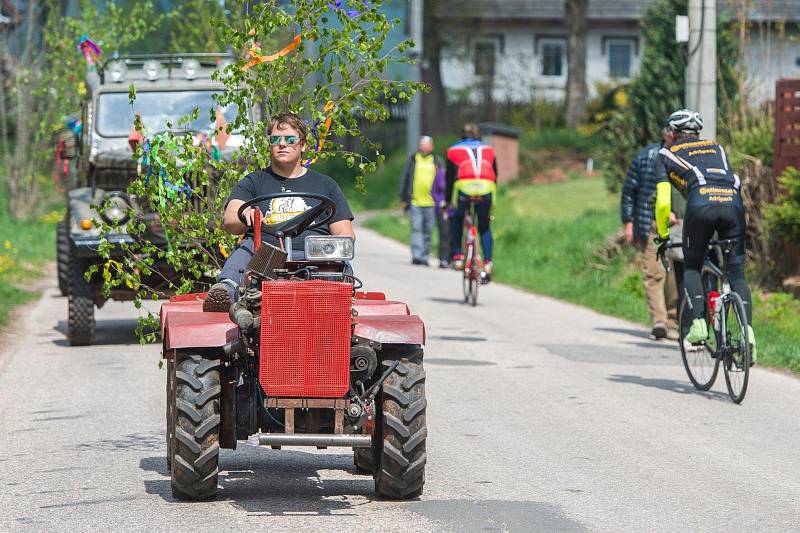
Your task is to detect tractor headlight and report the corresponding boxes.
[304,236,354,261]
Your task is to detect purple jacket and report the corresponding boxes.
[400,152,446,211]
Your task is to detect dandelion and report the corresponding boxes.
[3,240,10,250]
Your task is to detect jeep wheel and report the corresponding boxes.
[67,256,94,346]
[354,447,374,474]
[171,352,221,500]
[56,221,69,296]
[374,345,427,499]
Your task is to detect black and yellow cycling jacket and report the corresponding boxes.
[654,136,743,238]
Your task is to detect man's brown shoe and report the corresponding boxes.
[203,282,233,313]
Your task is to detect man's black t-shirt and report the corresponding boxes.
[227,166,354,250]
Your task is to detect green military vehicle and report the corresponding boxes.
[56,53,244,345]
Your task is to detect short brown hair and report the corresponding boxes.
[462,123,480,139]
[269,112,308,145]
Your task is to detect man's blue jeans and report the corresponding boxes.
[409,205,435,262]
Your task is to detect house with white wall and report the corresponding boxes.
[434,0,800,106]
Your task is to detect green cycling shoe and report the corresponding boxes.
[685,318,709,344]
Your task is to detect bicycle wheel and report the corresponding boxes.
[468,253,479,307]
[678,297,720,391]
[462,242,474,304]
[722,292,750,404]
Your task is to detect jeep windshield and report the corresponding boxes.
[95,91,238,137]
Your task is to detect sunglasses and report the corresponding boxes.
[269,135,300,145]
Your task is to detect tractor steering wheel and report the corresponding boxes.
[237,192,337,239]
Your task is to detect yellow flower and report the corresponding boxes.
[614,90,629,108]
[3,240,10,250]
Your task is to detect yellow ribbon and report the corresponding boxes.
[303,101,335,167]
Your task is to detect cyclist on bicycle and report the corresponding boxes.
[654,109,756,361]
[445,123,498,280]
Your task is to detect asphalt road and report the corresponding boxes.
[1,227,799,532]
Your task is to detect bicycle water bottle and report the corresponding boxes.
[707,290,722,331]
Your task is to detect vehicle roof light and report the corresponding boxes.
[107,61,127,83]
[181,59,200,80]
[142,60,162,81]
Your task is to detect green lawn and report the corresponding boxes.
[366,175,800,373]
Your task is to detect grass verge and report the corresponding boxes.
[0,211,59,327]
[366,175,800,373]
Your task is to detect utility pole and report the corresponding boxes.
[406,0,423,155]
[686,0,716,139]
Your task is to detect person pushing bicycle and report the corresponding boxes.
[445,123,498,280]
[654,109,756,362]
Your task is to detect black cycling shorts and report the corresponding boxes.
[682,204,746,268]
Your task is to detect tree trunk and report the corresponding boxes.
[565,0,588,128]
[422,0,448,135]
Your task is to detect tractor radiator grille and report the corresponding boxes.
[259,280,352,398]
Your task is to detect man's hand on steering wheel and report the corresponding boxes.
[240,206,258,227]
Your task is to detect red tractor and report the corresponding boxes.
[160,193,427,500]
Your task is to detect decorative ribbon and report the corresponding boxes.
[328,0,370,17]
[77,36,101,65]
[53,140,67,191]
[242,34,302,71]
[303,101,335,167]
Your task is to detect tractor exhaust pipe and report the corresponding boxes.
[258,433,371,448]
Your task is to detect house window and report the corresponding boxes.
[539,39,565,77]
[608,39,634,78]
[473,40,497,78]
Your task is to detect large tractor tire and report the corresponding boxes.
[166,357,176,471]
[56,221,69,296]
[354,447,374,474]
[374,345,427,500]
[67,256,95,346]
[171,352,221,500]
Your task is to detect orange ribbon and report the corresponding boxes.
[242,34,302,71]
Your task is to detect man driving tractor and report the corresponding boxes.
[203,112,355,312]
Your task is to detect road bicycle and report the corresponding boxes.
[461,198,485,307]
[658,237,751,403]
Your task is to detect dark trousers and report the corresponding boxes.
[682,205,752,323]
[450,192,493,261]
[437,210,452,262]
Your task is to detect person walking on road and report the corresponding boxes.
[400,135,445,266]
[621,127,679,340]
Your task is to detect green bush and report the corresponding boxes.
[508,100,566,130]
[768,167,800,242]
[520,128,599,157]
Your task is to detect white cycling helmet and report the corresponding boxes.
[667,109,703,133]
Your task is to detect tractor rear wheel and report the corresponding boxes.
[56,221,69,296]
[374,345,427,499]
[354,447,374,474]
[171,352,221,500]
[67,256,94,346]
[166,357,176,471]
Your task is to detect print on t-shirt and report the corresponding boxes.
[264,194,311,224]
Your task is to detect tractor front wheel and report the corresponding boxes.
[354,447,374,474]
[67,256,94,346]
[171,352,221,500]
[374,345,427,499]
[56,221,69,296]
